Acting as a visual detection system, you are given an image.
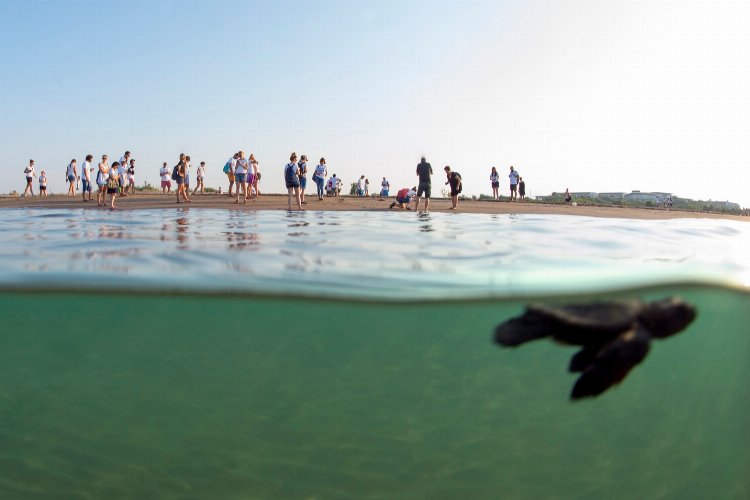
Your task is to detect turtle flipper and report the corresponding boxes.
[568,345,601,373]
[494,313,553,347]
[570,327,651,400]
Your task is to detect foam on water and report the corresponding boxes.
[0,208,748,299]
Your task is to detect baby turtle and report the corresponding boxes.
[494,297,696,400]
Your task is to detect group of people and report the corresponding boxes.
[388,157,463,212]
[491,165,526,201]
[283,153,340,210]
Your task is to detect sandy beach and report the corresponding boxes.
[0,193,747,221]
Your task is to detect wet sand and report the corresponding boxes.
[0,192,747,221]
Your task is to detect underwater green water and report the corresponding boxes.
[1,286,747,499]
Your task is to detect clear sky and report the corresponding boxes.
[1,0,748,206]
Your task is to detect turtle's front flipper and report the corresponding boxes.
[494,312,552,347]
[568,345,601,373]
[570,327,651,400]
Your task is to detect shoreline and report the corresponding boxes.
[0,193,747,221]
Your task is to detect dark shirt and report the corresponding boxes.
[448,171,461,188]
[416,162,432,183]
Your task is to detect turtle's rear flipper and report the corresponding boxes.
[568,346,601,373]
[570,328,651,400]
[494,313,552,347]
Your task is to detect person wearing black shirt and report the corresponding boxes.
[444,165,462,209]
[415,156,433,212]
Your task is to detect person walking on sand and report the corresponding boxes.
[444,165,462,210]
[298,155,309,205]
[106,162,121,209]
[415,156,433,212]
[509,166,520,201]
[285,152,303,210]
[160,161,171,193]
[66,159,78,196]
[389,186,416,210]
[174,154,191,204]
[183,155,192,193]
[23,159,36,197]
[380,177,390,197]
[490,166,499,200]
[235,150,249,204]
[313,158,327,200]
[39,170,48,196]
[96,155,109,206]
[81,155,94,201]
[518,177,526,201]
[192,161,206,195]
[118,151,131,197]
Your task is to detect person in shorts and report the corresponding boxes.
[192,161,206,195]
[39,170,48,196]
[66,159,77,195]
[285,152,302,210]
[107,162,120,209]
[127,159,136,193]
[444,165,462,210]
[81,154,94,201]
[415,156,433,212]
[23,159,36,197]
[509,165,520,201]
[490,167,499,200]
[298,154,308,205]
[96,155,109,206]
[160,162,171,193]
[518,177,526,201]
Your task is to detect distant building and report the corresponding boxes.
[598,192,625,200]
[623,190,672,202]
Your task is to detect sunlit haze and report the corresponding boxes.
[1,0,748,207]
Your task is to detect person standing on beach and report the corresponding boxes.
[285,152,303,210]
[415,156,433,212]
[444,165,462,210]
[160,162,171,193]
[107,162,121,209]
[127,159,136,193]
[184,155,192,193]
[518,177,526,201]
[23,159,36,197]
[313,158,327,200]
[66,159,78,196]
[235,151,249,204]
[118,151,131,197]
[96,155,109,206]
[250,155,261,198]
[247,154,258,199]
[224,153,238,196]
[564,188,572,204]
[357,175,366,196]
[298,155,308,205]
[381,177,390,197]
[509,166,519,201]
[81,155,94,201]
[192,161,206,195]
[490,167,499,200]
[39,170,48,196]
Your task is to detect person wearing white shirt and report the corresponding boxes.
[312,158,327,200]
[192,161,206,195]
[235,151,250,204]
[380,177,390,197]
[66,159,78,196]
[224,153,238,196]
[160,162,171,193]
[81,154,94,201]
[356,175,366,196]
[23,159,36,197]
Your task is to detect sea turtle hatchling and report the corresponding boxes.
[494,297,697,400]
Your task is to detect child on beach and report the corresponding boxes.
[251,155,261,198]
[23,159,36,197]
[39,170,48,196]
[298,155,308,205]
[490,167,499,200]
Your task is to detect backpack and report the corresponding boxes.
[171,165,179,180]
[284,163,297,184]
[223,161,231,174]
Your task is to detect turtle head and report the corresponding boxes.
[639,297,697,338]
